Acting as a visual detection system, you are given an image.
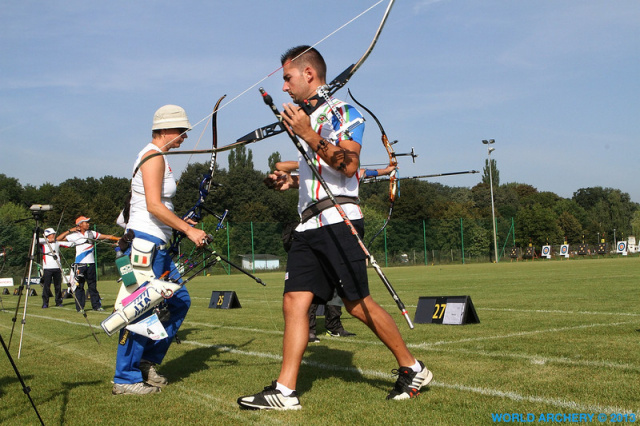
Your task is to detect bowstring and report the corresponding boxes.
[158,0,387,333]
[181,114,213,175]
[158,0,386,153]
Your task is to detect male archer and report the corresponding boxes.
[39,228,74,308]
[60,216,119,312]
[238,45,432,411]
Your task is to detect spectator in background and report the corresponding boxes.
[308,296,356,342]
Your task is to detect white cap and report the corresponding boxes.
[43,228,56,237]
[152,105,191,130]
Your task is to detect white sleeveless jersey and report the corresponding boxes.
[296,97,365,232]
[127,143,177,242]
[66,231,100,264]
[39,238,74,269]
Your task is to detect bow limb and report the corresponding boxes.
[347,89,398,201]
[171,95,229,255]
[346,89,398,249]
[134,137,259,172]
[324,0,397,96]
[347,88,398,172]
[182,94,227,224]
[206,94,226,195]
[238,0,397,141]
[54,207,65,237]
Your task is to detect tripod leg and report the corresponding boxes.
[0,332,45,425]
[10,225,39,354]
[8,261,30,350]
[17,281,33,358]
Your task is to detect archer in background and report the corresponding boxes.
[360,164,396,181]
[39,228,74,308]
[239,46,432,411]
[111,105,208,396]
[60,216,118,312]
[308,298,356,342]
[271,160,396,183]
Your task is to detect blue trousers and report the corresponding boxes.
[113,231,190,384]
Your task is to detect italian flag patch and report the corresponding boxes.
[133,255,149,266]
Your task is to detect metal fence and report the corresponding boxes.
[2,218,634,284]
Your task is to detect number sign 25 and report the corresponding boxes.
[208,291,242,309]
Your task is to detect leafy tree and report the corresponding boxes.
[0,174,23,205]
[557,211,583,244]
[573,187,608,211]
[228,146,254,170]
[21,182,58,208]
[90,193,120,226]
[516,204,563,246]
[631,210,640,238]
[0,203,41,274]
[267,152,282,172]
[495,185,519,219]
[471,182,491,212]
[52,185,89,226]
[482,158,499,186]
[465,221,491,258]
[511,183,538,199]
[521,191,561,209]
[572,187,638,242]
[392,180,437,220]
[553,199,588,225]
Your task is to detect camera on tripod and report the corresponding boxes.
[29,204,53,212]
[29,204,53,220]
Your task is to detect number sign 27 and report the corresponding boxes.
[414,296,479,325]
[432,303,447,320]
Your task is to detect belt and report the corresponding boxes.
[128,230,167,251]
[300,196,359,224]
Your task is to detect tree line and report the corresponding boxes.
[0,146,638,276]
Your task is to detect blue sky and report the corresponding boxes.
[2,1,639,203]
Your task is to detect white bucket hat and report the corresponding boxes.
[152,105,191,130]
[43,228,56,237]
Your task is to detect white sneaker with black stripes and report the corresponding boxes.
[237,381,302,410]
[386,360,433,400]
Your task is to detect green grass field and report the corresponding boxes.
[1,257,639,425]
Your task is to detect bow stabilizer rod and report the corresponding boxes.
[363,169,480,182]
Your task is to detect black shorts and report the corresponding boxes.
[285,219,369,302]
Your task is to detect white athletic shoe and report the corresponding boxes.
[237,381,302,410]
[386,360,433,400]
[112,382,161,395]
